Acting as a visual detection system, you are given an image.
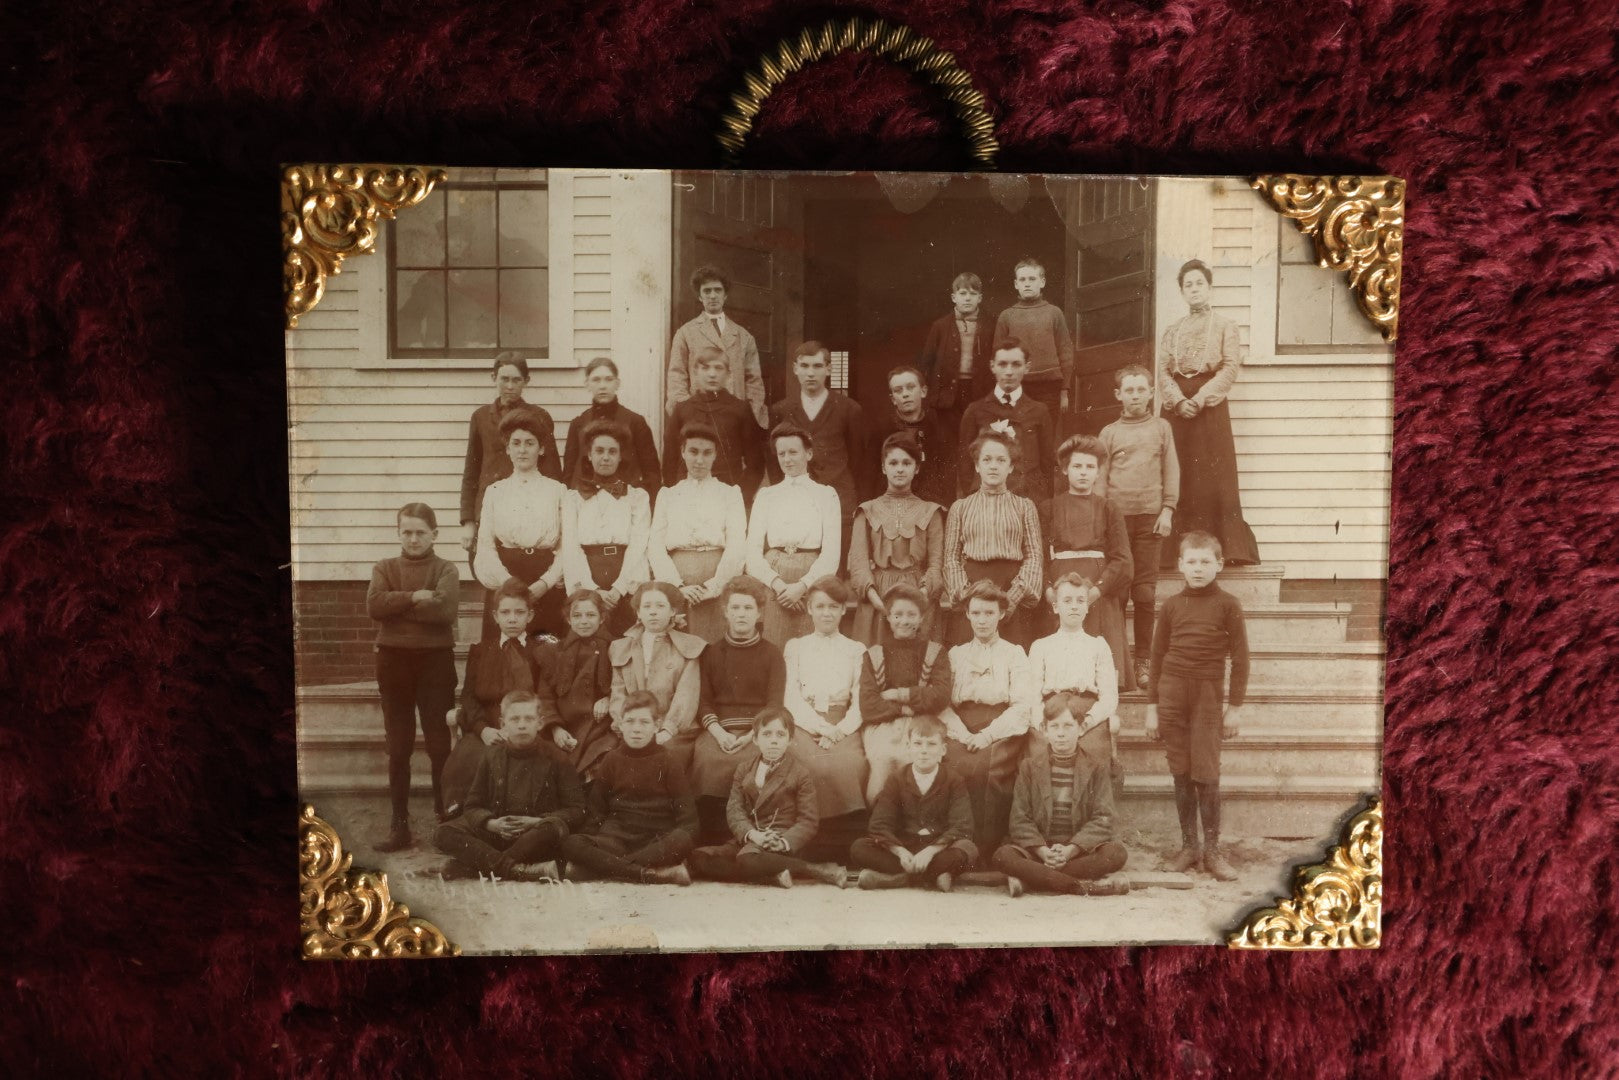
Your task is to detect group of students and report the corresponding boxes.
[361,258,1255,895]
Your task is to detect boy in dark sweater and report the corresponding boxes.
[563,356,662,498]
[1145,531,1250,881]
[994,699,1129,896]
[663,347,765,500]
[434,690,587,881]
[560,690,698,885]
[367,502,461,852]
[849,714,978,891]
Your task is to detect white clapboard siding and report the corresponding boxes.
[1155,178,1394,583]
[287,169,674,582]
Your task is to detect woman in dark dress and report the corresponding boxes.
[1157,259,1260,567]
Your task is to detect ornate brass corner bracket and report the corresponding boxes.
[282,164,446,329]
[718,17,999,168]
[1253,175,1404,341]
[1228,796,1382,949]
[299,804,459,959]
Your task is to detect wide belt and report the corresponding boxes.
[581,543,622,557]
[1050,549,1104,560]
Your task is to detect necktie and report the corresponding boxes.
[502,637,533,692]
[711,316,723,337]
[999,392,1012,406]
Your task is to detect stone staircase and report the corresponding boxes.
[297,567,1383,841]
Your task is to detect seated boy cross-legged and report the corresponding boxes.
[993,699,1129,897]
[849,714,978,892]
[689,707,847,888]
[560,690,698,886]
[434,690,587,882]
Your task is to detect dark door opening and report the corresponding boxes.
[802,177,1071,428]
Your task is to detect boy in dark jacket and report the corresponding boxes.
[663,348,765,500]
[849,714,978,891]
[560,690,698,885]
[993,698,1129,896]
[434,690,586,881]
[689,707,846,887]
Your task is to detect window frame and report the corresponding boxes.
[385,178,551,360]
[1272,217,1388,356]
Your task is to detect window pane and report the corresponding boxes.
[499,269,549,349]
[394,190,444,267]
[1077,297,1146,348]
[447,190,497,267]
[1330,276,1388,345]
[1078,232,1145,286]
[499,189,549,266]
[448,269,498,348]
[394,270,445,348]
[1277,263,1336,345]
[1278,218,1315,264]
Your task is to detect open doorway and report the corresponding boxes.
[670,173,1156,432]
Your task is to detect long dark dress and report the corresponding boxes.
[1158,309,1260,566]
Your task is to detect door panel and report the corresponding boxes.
[672,174,803,404]
[1062,177,1156,436]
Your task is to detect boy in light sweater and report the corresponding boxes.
[1097,363,1180,689]
[992,258,1075,423]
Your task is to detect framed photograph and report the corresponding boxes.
[288,167,1397,956]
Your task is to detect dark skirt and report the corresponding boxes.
[949,558,1035,647]
[945,701,1028,850]
[1163,372,1260,567]
[791,705,869,818]
[490,543,567,639]
[691,713,759,798]
[581,543,636,636]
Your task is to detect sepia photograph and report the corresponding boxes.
[288,168,1390,953]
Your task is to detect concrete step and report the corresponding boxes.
[1116,727,1380,778]
[1155,565,1283,604]
[1117,774,1379,840]
[1113,692,1383,732]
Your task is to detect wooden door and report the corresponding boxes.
[671,173,804,405]
[1062,178,1156,435]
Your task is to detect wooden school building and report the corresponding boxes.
[287,169,1389,839]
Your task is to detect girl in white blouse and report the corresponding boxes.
[473,410,569,639]
[1027,573,1120,739]
[783,575,870,823]
[746,423,843,646]
[560,420,651,636]
[939,579,1039,854]
[648,423,748,642]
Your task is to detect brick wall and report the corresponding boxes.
[295,579,481,684]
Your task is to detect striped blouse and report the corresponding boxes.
[942,488,1044,603]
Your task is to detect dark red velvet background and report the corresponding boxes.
[3,0,1616,1075]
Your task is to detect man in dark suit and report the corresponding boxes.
[767,340,866,560]
[957,338,1057,506]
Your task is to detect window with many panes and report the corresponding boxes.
[1274,217,1386,354]
[388,169,549,358]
